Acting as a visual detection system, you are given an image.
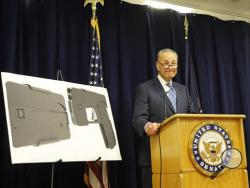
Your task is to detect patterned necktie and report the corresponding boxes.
[166,83,176,112]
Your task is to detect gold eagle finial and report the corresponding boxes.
[84,0,104,19]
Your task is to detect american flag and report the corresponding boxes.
[84,18,108,188]
[88,19,104,87]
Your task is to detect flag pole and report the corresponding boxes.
[184,15,203,113]
[83,1,108,188]
[184,16,189,87]
[184,15,189,40]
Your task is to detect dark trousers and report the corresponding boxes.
[139,166,152,188]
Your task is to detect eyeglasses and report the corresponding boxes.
[158,61,178,69]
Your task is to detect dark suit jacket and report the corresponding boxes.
[132,78,196,166]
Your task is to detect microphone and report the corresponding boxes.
[164,92,167,119]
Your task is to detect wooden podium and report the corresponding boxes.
[150,114,249,188]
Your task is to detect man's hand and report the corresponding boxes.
[144,122,160,136]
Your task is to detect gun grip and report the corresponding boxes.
[97,102,116,149]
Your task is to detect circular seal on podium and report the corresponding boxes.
[189,122,232,176]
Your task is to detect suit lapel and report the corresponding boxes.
[152,78,175,113]
[152,78,165,98]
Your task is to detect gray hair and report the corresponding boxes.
[156,48,178,62]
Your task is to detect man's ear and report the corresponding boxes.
[156,62,160,72]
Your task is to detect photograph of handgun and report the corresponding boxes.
[67,88,116,149]
[5,81,70,147]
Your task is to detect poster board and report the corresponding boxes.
[1,72,121,164]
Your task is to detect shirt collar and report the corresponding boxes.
[157,74,172,86]
[157,74,172,92]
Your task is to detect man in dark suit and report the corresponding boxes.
[132,48,197,188]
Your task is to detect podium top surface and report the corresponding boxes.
[160,114,246,127]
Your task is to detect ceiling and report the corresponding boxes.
[122,0,250,23]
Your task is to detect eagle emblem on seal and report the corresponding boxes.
[201,141,222,163]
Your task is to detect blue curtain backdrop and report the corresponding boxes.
[1,0,250,188]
